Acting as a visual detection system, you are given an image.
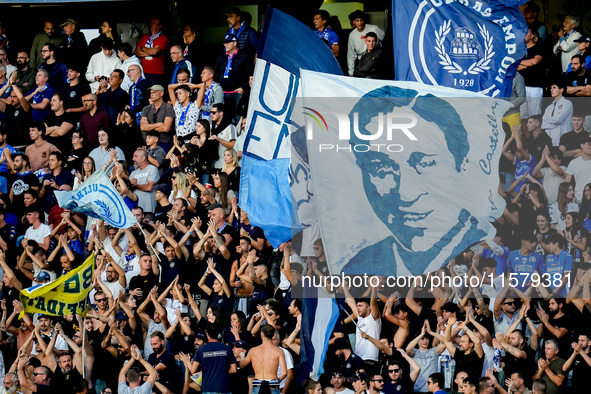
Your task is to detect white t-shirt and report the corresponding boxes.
[540,166,566,205]
[355,313,381,361]
[566,156,591,202]
[163,298,188,326]
[31,329,68,355]
[278,347,294,389]
[24,223,52,245]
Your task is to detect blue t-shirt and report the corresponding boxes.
[482,247,510,277]
[193,341,236,393]
[31,86,55,122]
[543,250,573,297]
[507,249,543,291]
[514,154,537,192]
[0,145,16,173]
[315,27,339,47]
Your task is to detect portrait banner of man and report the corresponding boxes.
[299,70,511,279]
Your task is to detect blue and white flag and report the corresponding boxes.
[300,70,511,277]
[239,6,342,248]
[393,0,527,97]
[55,171,137,229]
[300,285,340,381]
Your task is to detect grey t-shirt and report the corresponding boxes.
[118,381,152,394]
[130,164,160,214]
[141,103,175,144]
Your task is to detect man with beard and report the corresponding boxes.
[6,154,39,231]
[79,93,109,147]
[331,371,354,394]
[368,374,384,394]
[537,298,572,358]
[1,372,22,394]
[333,337,365,378]
[30,21,62,68]
[0,85,31,146]
[39,152,73,214]
[50,353,84,394]
[38,43,68,91]
[562,333,591,393]
[61,64,90,120]
[44,93,75,153]
[444,317,484,381]
[14,51,36,95]
[147,331,175,389]
[566,55,590,97]
[496,327,537,388]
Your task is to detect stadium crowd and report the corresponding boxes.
[0,2,590,394]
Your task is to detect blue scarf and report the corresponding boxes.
[224,49,239,79]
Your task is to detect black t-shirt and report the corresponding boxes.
[544,314,573,358]
[60,82,90,118]
[148,349,176,387]
[520,43,545,87]
[503,345,536,387]
[50,367,84,394]
[341,352,364,377]
[571,351,591,393]
[65,145,91,172]
[129,272,159,303]
[44,111,75,153]
[559,130,588,166]
[4,105,32,146]
[454,349,484,379]
[10,171,40,224]
[523,131,552,163]
[154,203,173,224]
[250,276,276,315]
[384,374,415,394]
[566,69,590,94]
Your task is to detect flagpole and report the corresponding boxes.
[81,315,86,379]
[138,223,161,263]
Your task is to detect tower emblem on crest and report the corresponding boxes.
[434,20,494,76]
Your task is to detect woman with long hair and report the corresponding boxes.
[169,171,197,208]
[89,129,125,175]
[579,183,591,224]
[564,211,588,265]
[114,109,143,165]
[222,311,252,345]
[549,182,579,230]
[213,172,238,217]
[221,148,240,194]
[73,156,96,189]
[534,210,557,256]
[176,120,219,184]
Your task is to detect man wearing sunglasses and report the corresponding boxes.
[16,361,52,394]
[426,373,446,394]
[368,374,384,394]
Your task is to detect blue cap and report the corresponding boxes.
[116,311,129,320]
[222,34,237,43]
[35,271,51,282]
[231,340,249,349]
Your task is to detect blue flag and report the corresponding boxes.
[55,171,137,228]
[393,0,527,97]
[239,6,342,248]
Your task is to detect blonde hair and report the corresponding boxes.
[172,171,190,197]
[221,148,239,171]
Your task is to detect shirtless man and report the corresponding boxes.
[383,296,410,348]
[239,324,287,394]
[230,236,255,313]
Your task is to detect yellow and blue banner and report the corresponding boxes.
[20,253,95,318]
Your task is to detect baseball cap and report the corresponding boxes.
[195,332,207,342]
[206,202,223,211]
[116,311,129,321]
[575,34,590,43]
[153,183,172,196]
[35,271,51,282]
[222,34,237,43]
[60,18,78,27]
[149,85,164,92]
[333,337,350,351]
[231,340,249,349]
[348,372,369,383]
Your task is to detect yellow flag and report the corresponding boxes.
[20,252,95,318]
